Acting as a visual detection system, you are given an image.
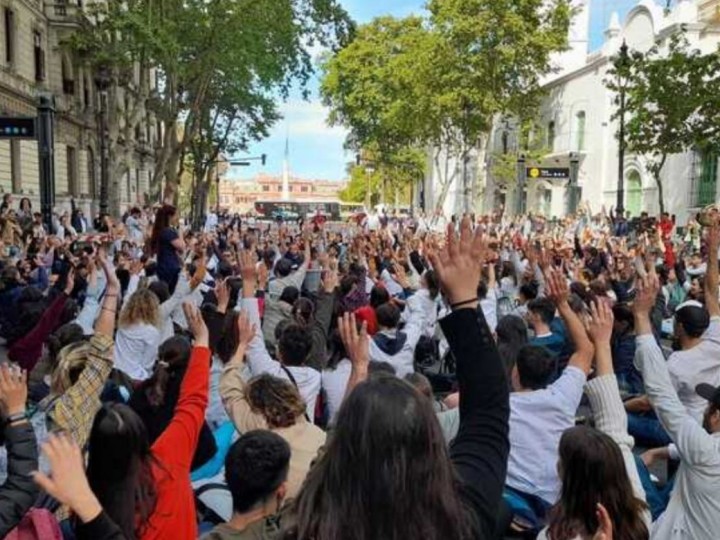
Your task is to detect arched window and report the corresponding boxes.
[626,170,642,217]
[547,121,555,151]
[575,111,586,151]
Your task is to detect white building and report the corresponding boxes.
[426,0,720,223]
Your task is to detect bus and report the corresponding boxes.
[254,200,341,221]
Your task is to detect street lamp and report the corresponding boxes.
[515,154,526,216]
[616,40,630,218]
[94,64,111,216]
[568,152,581,215]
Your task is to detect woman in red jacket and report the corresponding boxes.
[77,302,210,540]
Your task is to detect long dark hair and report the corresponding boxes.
[86,404,158,540]
[142,335,192,407]
[148,205,177,256]
[283,376,477,540]
[423,270,440,300]
[547,426,649,540]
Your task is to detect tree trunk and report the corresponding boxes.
[655,172,665,215]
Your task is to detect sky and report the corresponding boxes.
[227,0,647,183]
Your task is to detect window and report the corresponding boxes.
[10,140,21,192]
[61,58,74,94]
[301,186,309,193]
[135,168,140,198]
[126,171,131,202]
[262,185,270,192]
[66,146,77,196]
[87,147,95,198]
[547,121,555,151]
[4,8,14,65]
[235,197,240,204]
[33,31,45,82]
[691,150,718,207]
[575,111,586,152]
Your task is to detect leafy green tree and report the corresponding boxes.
[322,1,572,214]
[67,0,353,210]
[606,33,720,214]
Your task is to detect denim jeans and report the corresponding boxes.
[628,412,672,448]
[634,454,675,520]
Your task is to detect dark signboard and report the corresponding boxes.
[0,117,36,139]
[527,167,570,179]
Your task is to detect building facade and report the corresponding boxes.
[218,173,346,214]
[0,1,157,219]
[485,0,720,223]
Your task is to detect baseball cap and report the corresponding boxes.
[696,383,720,408]
[675,301,710,336]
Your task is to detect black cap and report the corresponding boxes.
[696,383,720,408]
[675,303,710,337]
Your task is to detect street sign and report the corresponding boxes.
[527,167,570,179]
[0,117,37,139]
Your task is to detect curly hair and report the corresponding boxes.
[119,288,161,328]
[246,374,306,429]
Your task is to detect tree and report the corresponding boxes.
[490,119,550,192]
[68,0,353,210]
[322,1,572,214]
[606,33,720,214]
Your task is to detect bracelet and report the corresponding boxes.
[102,307,116,313]
[5,411,27,426]
[450,298,479,310]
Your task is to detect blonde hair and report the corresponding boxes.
[50,341,90,395]
[119,288,161,328]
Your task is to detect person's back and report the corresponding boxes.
[201,431,289,540]
[507,350,585,505]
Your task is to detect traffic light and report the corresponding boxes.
[0,117,36,139]
[261,154,267,166]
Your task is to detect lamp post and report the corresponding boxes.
[515,154,526,216]
[616,40,630,218]
[568,152,581,215]
[94,65,111,217]
[203,154,266,229]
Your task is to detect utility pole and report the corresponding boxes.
[616,40,629,218]
[37,95,56,232]
[95,65,111,216]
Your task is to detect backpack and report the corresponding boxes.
[4,508,62,540]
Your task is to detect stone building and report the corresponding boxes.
[0,1,158,220]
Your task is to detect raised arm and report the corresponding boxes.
[0,366,39,537]
[152,303,210,470]
[219,312,268,432]
[545,268,595,375]
[633,274,718,466]
[586,301,648,513]
[9,270,72,370]
[705,219,720,318]
[53,254,119,446]
[429,218,510,540]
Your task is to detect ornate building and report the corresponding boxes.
[0,1,158,218]
[218,173,346,214]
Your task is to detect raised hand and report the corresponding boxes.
[544,268,570,306]
[64,266,76,296]
[0,364,27,416]
[215,278,230,313]
[183,302,209,348]
[239,249,257,284]
[322,268,339,293]
[427,216,487,308]
[338,312,369,371]
[588,299,614,347]
[32,434,103,524]
[258,262,269,290]
[632,273,660,318]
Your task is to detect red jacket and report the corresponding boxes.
[141,345,210,540]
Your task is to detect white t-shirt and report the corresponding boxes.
[321,359,352,426]
[668,316,720,423]
[506,366,587,504]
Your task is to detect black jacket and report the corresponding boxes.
[440,308,510,539]
[0,421,40,537]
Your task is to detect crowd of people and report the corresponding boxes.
[0,193,717,540]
